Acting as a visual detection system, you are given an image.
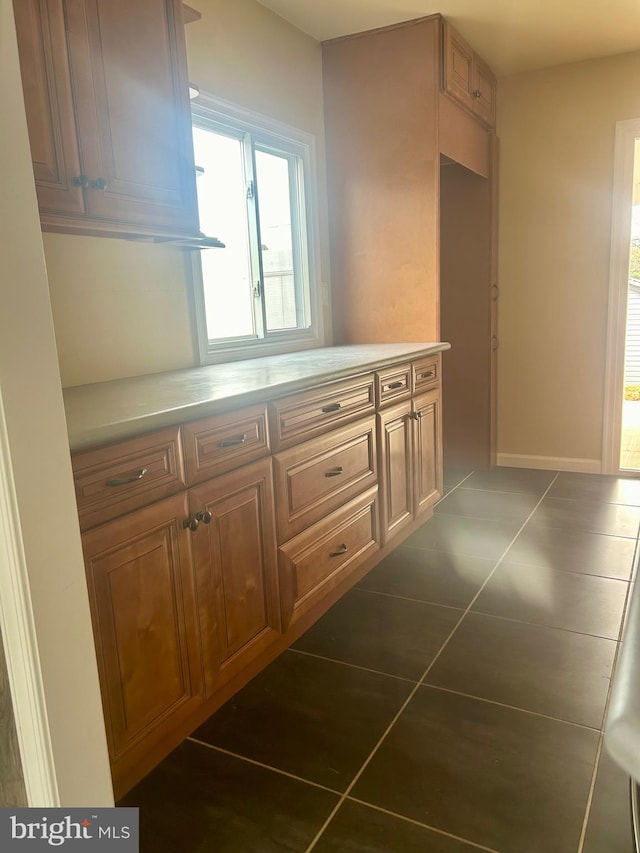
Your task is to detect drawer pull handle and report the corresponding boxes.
[420,370,435,380]
[387,381,404,390]
[107,467,148,487]
[330,543,348,557]
[321,403,342,414]
[219,434,247,447]
[325,466,344,478]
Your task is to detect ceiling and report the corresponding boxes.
[256,0,640,77]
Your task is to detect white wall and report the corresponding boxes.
[497,50,640,470]
[0,0,112,806]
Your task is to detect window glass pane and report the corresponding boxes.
[192,127,255,340]
[255,150,298,332]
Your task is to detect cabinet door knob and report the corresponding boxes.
[491,284,500,301]
[491,335,499,352]
[73,175,89,187]
[473,89,482,98]
[107,467,148,487]
[183,517,199,532]
[196,510,212,524]
[90,177,108,190]
[329,543,348,557]
[408,411,419,421]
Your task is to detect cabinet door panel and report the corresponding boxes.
[472,55,497,127]
[413,390,442,515]
[82,493,202,760]
[443,21,473,110]
[190,458,281,696]
[14,0,85,215]
[378,401,413,544]
[65,0,198,232]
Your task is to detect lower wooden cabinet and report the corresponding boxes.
[378,390,443,544]
[278,487,380,629]
[74,352,444,796]
[188,457,281,697]
[82,492,203,784]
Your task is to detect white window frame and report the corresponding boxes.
[189,93,325,364]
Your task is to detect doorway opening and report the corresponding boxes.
[603,118,640,475]
[620,140,640,471]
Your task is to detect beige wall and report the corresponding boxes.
[497,50,640,467]
[48,0,330,388]
[0,1,113,805]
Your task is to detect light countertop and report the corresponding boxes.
[63,343,450,451]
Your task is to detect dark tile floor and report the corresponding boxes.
[120,467,640,852]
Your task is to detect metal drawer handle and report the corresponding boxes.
[387,381,404,390]
[321,403,342,414]
[420,370,435,380]
[219,434,247,447]
[325,466,344,478]
[329,543,348,557]
[107,467,148,487]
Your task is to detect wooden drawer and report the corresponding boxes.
[273,416,377,542]
[278,487,379,629]
[182,404,270,486]
[270,374,375,451]
[413,354,440,393]
[72,426,186,531]
[375,363,411,407]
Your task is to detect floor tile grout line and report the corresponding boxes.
[303,471,561,853]
[466,607,626,643]
[422,683,603,733]
[352,585,468,612]
[185,736,344,797]
[344,796,501,852]
[576,626,629,851]
[287,647,419,685]
[433,508,640,539]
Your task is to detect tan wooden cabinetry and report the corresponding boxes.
[71,353,443,796]
[13,0,200,239]
[323,16,497,471]
[81,492,203,794]
[442,20,496,128]
[188,458,281,697]
[377,370,443,545]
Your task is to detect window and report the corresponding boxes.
[190,95,323,362]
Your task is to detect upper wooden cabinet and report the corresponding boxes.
[442,20,496,128]
[14,0,200,239]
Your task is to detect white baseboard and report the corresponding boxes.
[496,453,602,474]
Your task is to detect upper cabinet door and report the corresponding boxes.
[14,0,85,216]
[442,21,474,112]
[442,19,496,129]
[472,55,497,128]
[14,0,200,238]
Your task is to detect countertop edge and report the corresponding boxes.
[65,343,450,452]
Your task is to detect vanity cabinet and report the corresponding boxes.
[69,348,444,796]
[13,0,200,239]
